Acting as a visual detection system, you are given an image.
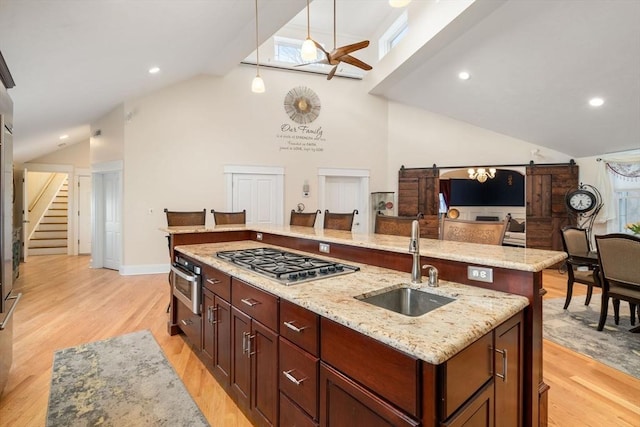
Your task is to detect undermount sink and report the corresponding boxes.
[355,287,455,317]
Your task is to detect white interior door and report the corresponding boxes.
[78,175,92,254]
[324,176,366,233]
[232,174,278,225]
[103,172,121,270]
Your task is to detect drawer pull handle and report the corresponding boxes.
[495,348,508,382]
[241,298,260,307]
[247,334,256,358]
[242,331,249,354]
[283,369,307,385]
[181,319,193,326]
[210,307,219,324]
[283,321,307,333]
[206,278,221,285]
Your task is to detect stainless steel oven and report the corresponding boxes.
[171,256,202,315]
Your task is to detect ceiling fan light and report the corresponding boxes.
[301,38,317,61]
[389,0,411,7]
[251,75,265,93]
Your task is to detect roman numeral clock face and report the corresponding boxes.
[284,86,321,124]
[566,189,596,213]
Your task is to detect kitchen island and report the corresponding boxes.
[163,225,566,427]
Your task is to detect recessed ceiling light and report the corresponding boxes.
[458,71,471,80]
[588,97,604,107]
[149,66,160,74]
[389,0,411,7]
[59,134,69,140]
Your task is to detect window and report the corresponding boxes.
[379,11,408,59]
[616,190,640,234]
[274,36,319,64]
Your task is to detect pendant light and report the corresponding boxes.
[300,0,317,61]
[251,0,265,93]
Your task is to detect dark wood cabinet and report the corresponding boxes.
[231,306,252,413]
[441,383,494,427]
[319,363,420,427]
[231,278,280,427]
[202,266,232,387]
[494,312,523,427]
[175,295,201,349]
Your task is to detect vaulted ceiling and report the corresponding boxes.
[1,0,638,163]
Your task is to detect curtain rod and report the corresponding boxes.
[400,159,576,171]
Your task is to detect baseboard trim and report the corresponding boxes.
[119,263,170,276]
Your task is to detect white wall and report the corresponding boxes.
[385,102,573,191]
[119,66,388,269]
[90,104,125,165]
[29,140,90,168]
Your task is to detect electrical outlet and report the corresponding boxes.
[256,232,263,241]
[467,266,493,283]
[319,243,330,253]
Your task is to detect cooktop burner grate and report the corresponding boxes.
[216,247,359,285]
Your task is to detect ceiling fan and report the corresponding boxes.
[299,0,372,80]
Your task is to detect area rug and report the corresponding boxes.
[543,297,640,379]
[46,330,209,427]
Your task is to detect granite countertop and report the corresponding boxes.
[175,241,530,365]
[162,224,567,273]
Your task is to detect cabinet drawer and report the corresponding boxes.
[176,299,202,349]
[202,264,231,301]
[280,299,319,356]
[321,318,420,418]
[280,337,319,420]
[440,332,493,419]
[280,393,318,427]
[232,278,278,332]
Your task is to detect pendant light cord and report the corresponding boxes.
[306,0,311,38]
[255,0,260,75]
[333,0,336,49]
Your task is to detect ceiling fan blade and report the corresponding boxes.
[340,55,372,71]
[313,40,329,55]
[331,40,370,58]
[327,65,338,80]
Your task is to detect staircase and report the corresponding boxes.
[29,180,69,255]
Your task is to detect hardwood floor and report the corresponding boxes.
[0,256,638,426]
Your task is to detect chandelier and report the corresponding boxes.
[468,168,496,183]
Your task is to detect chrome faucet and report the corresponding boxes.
[409,220,422,284]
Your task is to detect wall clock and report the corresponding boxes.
[565,188,596,213]
[284,86,321,124]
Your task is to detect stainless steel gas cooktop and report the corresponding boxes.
[216,247,359,285]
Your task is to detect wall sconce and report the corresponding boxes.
[302,180,310,198]
[468,167,496,183]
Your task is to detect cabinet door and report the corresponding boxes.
[442,382,494,427]
[494,313,523,427]
[319,363,420,427]
[202,288,215,366]
[213,297,232,387]
[231,306,252,412]
[251,320,279,427]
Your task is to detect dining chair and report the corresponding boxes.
[323,209,358,231]
[164,209,207,312]
[374,212,424,237]
[439,217,508,245]
[560,226,600,309]
[594,233,640,332]
[211,209,246,225]
[290,209,321,227]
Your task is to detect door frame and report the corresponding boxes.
[223,165,285,225]
[22,163,74,258]
[73,168,91,255]
[91,160,122,270]
[318,168,370,233]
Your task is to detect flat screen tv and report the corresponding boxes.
[448,170,525,207]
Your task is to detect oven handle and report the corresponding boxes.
[171,265,198,282]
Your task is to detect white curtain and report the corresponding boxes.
[595,152,640,223]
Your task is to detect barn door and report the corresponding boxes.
[526,164,579,251]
